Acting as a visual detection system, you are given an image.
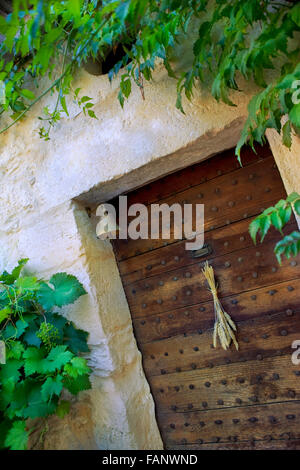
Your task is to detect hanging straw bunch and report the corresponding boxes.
[202,261,238,351]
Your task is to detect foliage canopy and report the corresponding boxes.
[249,191,300,263]
[0,0,299,154]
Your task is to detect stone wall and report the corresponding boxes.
[0,57,299,449]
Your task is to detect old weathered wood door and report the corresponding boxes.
[111,145,300,450]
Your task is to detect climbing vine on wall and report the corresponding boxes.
[0,259,91,450]
[250,192,300,263]
[0,0,299,150]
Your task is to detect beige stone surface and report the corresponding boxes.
[266,128,300,195]
[0,50,293,449]
[14,200,162,450]
[0,62,257,234]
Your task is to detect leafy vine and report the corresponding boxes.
[249,192,300,263]
[0,1,299,151]
[0,259,91,450]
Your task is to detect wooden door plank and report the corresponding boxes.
[169,438,300,450]
[133,278,300,344]
[123,144,272,208]
[141,309,300,377]
[158,401,300,446]
[150,355,300,414]
[113,157,284,260]
[119,218,295,286]
[124,239,300,318]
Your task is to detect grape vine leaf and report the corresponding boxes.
[0,306,12,323]
[43,345,73,373]
[64,357,90,378]
[41,376,63,401]
[23,385,57,419]
[0,259,28,285]
[64,323,89,354]
[4,421,28,450]
[37,273,86,310]
[23,328,42,347]
[63,374,91,395]
[0,359,23,385]
[6,341,25,360]
[56,400,71,418]
[15,276,40,292]
[23,347,46,376]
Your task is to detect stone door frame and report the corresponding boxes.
[69,125,299,450]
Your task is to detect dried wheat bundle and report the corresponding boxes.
[202,261,238,351]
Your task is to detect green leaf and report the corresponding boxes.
[25,401,57,419]
[64,356,90,378]
[278,204,292,225]
[56,400,71,418]
[87,109,98,119]
[41,376,63,401]
[282,120,292,148]
[44,311,68,332]
[15,318,28,338]
[270,211,283,233]
[64,323,89,354]
[289,103,300,128]
[0,259,28,285]
[11,259,29,280]
[6,341,24,360]
[1,323,17,341]
[275,231,300,264]
[20,89,35,100]
[291,4,300,26]
[5,379,32,416]
[294,199,300,216]
[68,0,81,18]
[118,90,124,108]
[63,373,91,395]
[23,329,42,347]
[0,419,10,449]
[15,276,39,291]
[4,421,28,450]
[70,356,90,374]
[0,378,15,412]
[23,384,57,419]
[60,96,69,116]
[23,347,46,376]
[120,76,131,99]
[259,215,271,243]
[43,345,73,373]
[249,218,261,243]
[116,0,130,21]
[0,306,12,323]
[0,359,23,384]
[37,273,86,310]
[80,96,92,103]
[286,192,299,203]
[176,92,185,114]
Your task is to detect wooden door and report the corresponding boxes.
[111,145,300,450]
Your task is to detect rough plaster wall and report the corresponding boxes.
[266,128,300,228]
[266,128,300,195]
[0,62,257,233]
[11,200,162,450]
[1,54,296,449]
